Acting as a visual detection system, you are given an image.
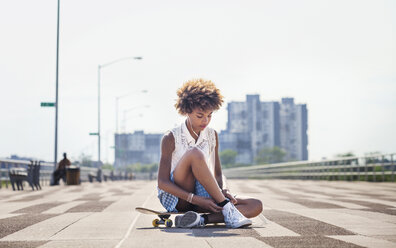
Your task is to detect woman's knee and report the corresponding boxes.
[174,148,205,174]
[247,198,263,217]
[186,147,205,162]
[254,199,263,214]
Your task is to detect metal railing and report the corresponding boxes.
[0,159,126,189]
[223,153,395,182]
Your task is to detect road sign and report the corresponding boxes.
[89,133,99,136]
[41,102,55,107]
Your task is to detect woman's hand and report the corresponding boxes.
[222,189,238,205]
[192,195,223,213]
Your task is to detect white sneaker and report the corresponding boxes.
[222,202,252,228]
[175,211,201,228]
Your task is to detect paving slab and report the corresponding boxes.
[41,201,86,214]
[0,214,22,220]
[0,241,47,248]
[38,240,118,248]
[256,236,363,248]
[1,213,91,241]
[289,208,396,236]
[118,238,211,248]
[330,208,396,224]
[0,180,395,248]
[0,213,58,239]
[253,220,300,237]
[51,212,137,240]
[329,235,396,248]
[372,235,396,243]
[207,237,272,248]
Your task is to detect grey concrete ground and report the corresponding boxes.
[0,180,396,248]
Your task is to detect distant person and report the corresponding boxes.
[51,153,71,185]
[157,79,262,228]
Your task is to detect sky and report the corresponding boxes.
[0,0,395,163]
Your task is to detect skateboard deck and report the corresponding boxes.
[136,207,267,228]
[135,207,185,227]
[136,207,207,227]
[135,207,183,216]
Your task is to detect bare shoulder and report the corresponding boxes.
[162,131,175,144]
[212,129,219,142]
[161,131,175,152]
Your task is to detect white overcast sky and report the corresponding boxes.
[0,0,394,163]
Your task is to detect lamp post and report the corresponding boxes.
[115,90,147,134]
[53,0,60,175]
[97,56,142,164]
[121,105,150,132]
[114,105,149,168]
[122,113,143,133]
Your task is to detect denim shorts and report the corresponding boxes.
[157,172,211,212]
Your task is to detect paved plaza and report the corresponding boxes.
[0,180,396,248]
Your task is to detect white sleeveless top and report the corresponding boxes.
[170,121,217,176]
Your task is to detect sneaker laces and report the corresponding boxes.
[197,220,205,227]
[224,204,243,225]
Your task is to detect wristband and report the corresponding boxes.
[187,193,194,203]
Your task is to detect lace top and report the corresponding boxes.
[170,121,217,176]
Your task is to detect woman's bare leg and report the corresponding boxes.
[174,167,195,210]
[173,147,226,211]
[172,147,263,224]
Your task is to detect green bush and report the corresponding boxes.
[124,163,159,173]
[219,149,238,167]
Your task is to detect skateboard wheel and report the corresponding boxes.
[165,219,173,227]
[152,219,160,227]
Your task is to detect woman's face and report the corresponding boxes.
[188,108,213,132]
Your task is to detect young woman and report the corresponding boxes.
[157,79,262,228]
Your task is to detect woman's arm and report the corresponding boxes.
[214,130,237,204]
[214,131,223,189]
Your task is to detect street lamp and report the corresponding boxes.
[97,56,142,164]
[122,113,143,133]
[115,90,147,134]
[121,105,150,132]
[53,0,60,176]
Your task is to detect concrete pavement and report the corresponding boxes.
[0,180,396,247]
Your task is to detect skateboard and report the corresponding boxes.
[135,207,182,227]
[136,207,267,228]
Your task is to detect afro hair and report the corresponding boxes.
[175,78,224,115]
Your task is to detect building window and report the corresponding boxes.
[256,121,262,131]
[262,111,268,118]
[241,110,247,119]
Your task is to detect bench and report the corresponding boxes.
[8,161,41,191]
[9,168,28,190]
[103,171,114,181]
[88,168,102,183]
[33,161,42,189]
[124,171,133,180]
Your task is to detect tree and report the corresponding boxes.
[255,146,286,164]
[126,163,158,173]
[364,151,382,163]
[78,153,94,167]
[102,163,114,171]
[335,152,356,157]
[364,151,381,157]
[219,149,238,167]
